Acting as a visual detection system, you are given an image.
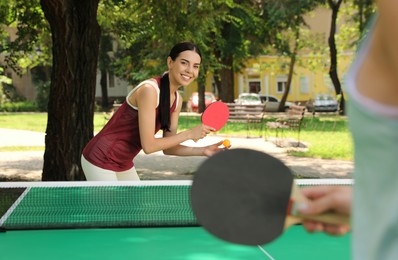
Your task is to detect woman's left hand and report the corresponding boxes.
[202,140,230,156]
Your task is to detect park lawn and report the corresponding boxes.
[177,114,353,160]
[0,112,107,133]
[0,112,353,160]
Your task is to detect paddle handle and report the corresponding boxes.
[295,211,350,226]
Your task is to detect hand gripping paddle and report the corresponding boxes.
[201,101,229,131]
[191,148,350,246]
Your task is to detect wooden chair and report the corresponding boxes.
[266,105,306,146]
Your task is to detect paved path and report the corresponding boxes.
[0,128,353,181]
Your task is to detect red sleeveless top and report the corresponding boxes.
[82,77,178,171]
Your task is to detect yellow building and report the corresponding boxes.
[234,52,353,104]
[183,6,357,105]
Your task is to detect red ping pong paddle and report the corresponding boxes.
[201,101,229,131]
[191,149,350,246]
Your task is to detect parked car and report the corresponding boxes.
[234,93,262,105]
[260,95,293,112]
[186,92,217,113]
[306,94,338,112]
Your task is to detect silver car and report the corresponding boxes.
[307,94,338,112]
[260,95,293,112]
[235,93,262,105]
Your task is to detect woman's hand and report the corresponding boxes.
[298,186,352,236]
[202,140,227,156]
[190,124,215,142]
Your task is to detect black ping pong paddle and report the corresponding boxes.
[190,148,350,245]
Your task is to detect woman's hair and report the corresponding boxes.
[159,42,202,131]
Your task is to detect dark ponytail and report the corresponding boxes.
[159,42,202,132]
[159,73,170,131]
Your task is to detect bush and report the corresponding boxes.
[0,101,39,112]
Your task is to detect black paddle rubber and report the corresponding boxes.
[191,148,294,245]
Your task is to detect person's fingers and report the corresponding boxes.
[300,186,336,200]
[302,221,350,236]
[323,224,351,236]
[299,186,352,216]
[296,196,334,216]
[302,221,325,233]
[202,124,216,132]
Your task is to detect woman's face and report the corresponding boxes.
[168,50,201,87]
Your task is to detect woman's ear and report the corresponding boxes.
[167,56,173,69]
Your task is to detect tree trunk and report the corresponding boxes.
[328,0,345,114]
[279,28,299,112]
[100,69,109,109]
[212,46,223,100]
[40,0,101,181]
[197,67,207,113]
[99,34,112,110]
[213,73,222,100]
[220,54,234,103]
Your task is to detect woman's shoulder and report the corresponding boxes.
[127,78,160,102]
[141,78,159,87]
[131,78,160,92]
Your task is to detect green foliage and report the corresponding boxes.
[34,79,50,112]
[1,0,371,92]
[2,84,23,101]
[97,0,227,84]
[352,0,376,36]
[0,101,38,112]
[0,67,12,104]
[0,0,52,75]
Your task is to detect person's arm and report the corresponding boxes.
[133,85,214,154]
[297,186,352,236]
[162,93,224,156]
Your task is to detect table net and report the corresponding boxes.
[0,179,353,231]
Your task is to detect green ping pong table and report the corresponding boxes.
[0,180,352,260]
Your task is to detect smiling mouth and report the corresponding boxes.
[181,74,192,81]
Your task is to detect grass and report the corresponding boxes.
[0,112,107,133]
[179,113,353,161]
[293,118,353,160]
[0,113,48,132]
[0,112,353,160]
[0,146,45,152]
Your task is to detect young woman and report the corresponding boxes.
[81,42,224,181]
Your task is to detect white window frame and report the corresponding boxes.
[276,75,288,94]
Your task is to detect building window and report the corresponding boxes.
[276,75,287,94]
